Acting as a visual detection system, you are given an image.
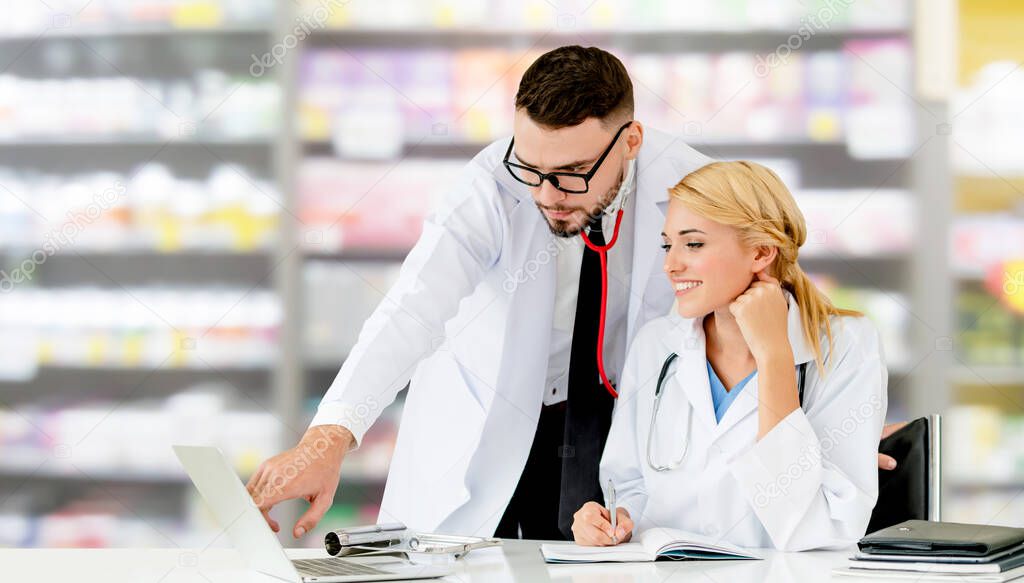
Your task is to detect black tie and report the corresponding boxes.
[558,213,616,539]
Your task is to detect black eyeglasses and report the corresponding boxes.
[502,121,633,195]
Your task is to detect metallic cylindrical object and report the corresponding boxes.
[323,523,406,556]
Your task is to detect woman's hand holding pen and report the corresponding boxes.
[572,502,634,546]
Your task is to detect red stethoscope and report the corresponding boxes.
[579,208,625,399]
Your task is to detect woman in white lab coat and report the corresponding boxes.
[572,160,888,551]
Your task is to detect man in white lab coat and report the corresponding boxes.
[248,45,710,541]
[248,45,903,542]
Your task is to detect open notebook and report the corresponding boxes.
[541,527,762,563]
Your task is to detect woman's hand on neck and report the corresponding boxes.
[705,308,752,360]
[720,271,799,440]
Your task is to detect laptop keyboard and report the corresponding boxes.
[293,558,390,577]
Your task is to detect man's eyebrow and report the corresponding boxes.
[515,154,599,171]
[660,229,707,236]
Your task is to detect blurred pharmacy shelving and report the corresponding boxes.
[0,0,971,548]
[941,0,1024,528]
[0,0,294,549]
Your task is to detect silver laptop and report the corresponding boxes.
[173,445,452,582]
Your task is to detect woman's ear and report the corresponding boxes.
[751,245,778,276]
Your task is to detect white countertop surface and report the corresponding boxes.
[0,540,873,583]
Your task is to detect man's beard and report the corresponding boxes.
[536,177,623,238]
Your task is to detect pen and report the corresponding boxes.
[607,479,617,544]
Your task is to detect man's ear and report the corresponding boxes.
[624,121,644,160]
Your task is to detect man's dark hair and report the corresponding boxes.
[515,45,634,130]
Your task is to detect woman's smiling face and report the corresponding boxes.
[661,198,768,318]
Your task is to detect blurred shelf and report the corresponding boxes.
[306,360,342,371]
[953,268,986,282]
[19,251,278,287]
[0,136,274,148]
[800,252,910,263]
[0,368,273,405]
[955,175,1024,213]
[801,254,911,289]
[34,363,275,374]
[0,463,188,484]
[951,366,1024,386]
[0,463,388,485]
[306,26,909,50]
[686,138,846,148]
[0,23,272,42]
[951,268,1021,283]
[1,248,273,258]
[946,476,1024,490]
[691,140,914,162]
[315,26,909,36]
[303,249,411,262]
[302,138,912,161]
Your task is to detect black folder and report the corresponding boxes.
[860,520,1024,558]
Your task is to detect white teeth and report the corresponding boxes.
[674,281,703,291]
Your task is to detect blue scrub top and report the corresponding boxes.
[707,361,757,423]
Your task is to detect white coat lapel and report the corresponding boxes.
[488,157,556,419]
[671,316,718,435]
[492,137,529,207]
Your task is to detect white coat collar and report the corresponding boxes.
[667,290,816,439]
[601,158,636,217]
[491,136,529,202]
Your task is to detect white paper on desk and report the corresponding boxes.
[833,563,1024,582]
[546,561,661,580]
[541,528,761,563]
[542,541,650,563]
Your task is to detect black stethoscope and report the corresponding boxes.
[646,352,809,472]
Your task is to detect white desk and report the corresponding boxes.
[0,540,859,583]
